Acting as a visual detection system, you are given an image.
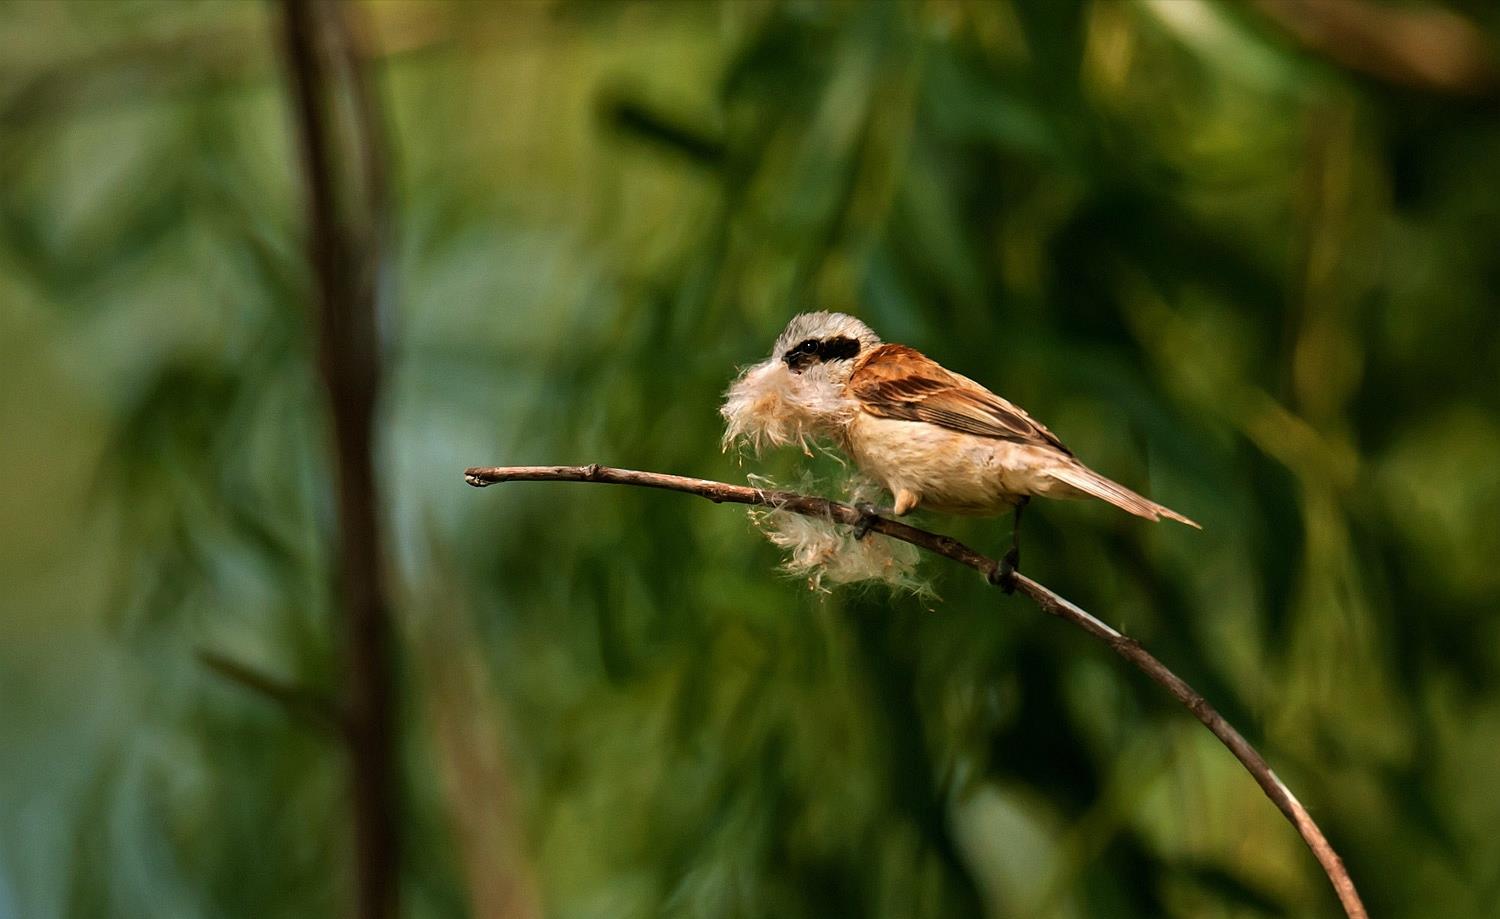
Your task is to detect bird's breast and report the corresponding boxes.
[843,413,1066,515]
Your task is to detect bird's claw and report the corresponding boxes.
[988,548,1020,594]
[852,502,881,541]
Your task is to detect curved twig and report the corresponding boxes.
[464,463,1367,919]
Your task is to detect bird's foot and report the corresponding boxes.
[987,548,1020,594]
[852,502,884,541]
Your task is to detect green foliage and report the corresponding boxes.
[3,1,1499,917]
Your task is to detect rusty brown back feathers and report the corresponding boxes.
[846,344,1072,455]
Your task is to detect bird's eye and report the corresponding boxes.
[782,337,823,370]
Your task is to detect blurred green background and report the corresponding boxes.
[4,1,1500,917]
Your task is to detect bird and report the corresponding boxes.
[720,311,1198,588]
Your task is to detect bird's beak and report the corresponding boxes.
[783,353,813,375]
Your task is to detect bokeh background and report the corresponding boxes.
[4,1,1500,917]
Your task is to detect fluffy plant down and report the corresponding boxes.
[743,474,929,594]
[722,358,929,591]
[719,357,856,454]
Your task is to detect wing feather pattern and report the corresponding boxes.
[848,345,1071,454]
[848,344,1199,527]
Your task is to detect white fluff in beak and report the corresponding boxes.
[719,358,854,455]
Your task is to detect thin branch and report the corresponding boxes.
[281,3,398,919]
[464,463,1368,919]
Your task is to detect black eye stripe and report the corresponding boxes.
[819,336,860,361]
[783,334,861,364]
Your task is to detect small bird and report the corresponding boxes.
[721,311,1198,587]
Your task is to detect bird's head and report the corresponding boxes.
[721,312,882,453]
[770,311,882,386]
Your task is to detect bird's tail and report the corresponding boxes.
[1048,463,1200,529]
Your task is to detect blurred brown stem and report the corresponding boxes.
[464,463,1368,919]
[197,650,343,734]
[1254,0,1498,95]
[281,3,398,919]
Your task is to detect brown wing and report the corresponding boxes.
[848,344,1072,455]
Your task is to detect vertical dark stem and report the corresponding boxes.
[279,3,397,918]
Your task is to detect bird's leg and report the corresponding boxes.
[1007,496,1028,572]
[988,497,1029,594]
[852,502,887,541]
